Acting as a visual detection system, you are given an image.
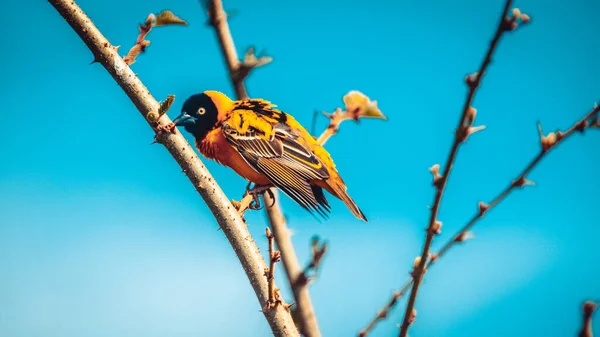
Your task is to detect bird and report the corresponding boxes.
[168,90,367,222]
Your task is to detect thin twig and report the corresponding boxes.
[266,199,323,337]
[265,228,283,309]
[358,283,412,337]
[296,236,328,286]
[202,1,321,336]
[117,10,187,66]
[580,301,598,337]
[360,103,599,336]
[316,91,386,145]
[397,2,525,336]
[48,1,298,335]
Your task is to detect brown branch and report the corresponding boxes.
[115,10,187,66]
[358,283,412,337]
[359,104,599,336]
[265,228,284,309]
[48,0,298,335]
[580,301,598,337]
[202,1,320,336]
[316,91,387,145]
[266,197,323,337]
[397,2,529,336]
[295,236,328,286]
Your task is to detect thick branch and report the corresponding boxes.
[360,104,598,336]
[204,1,321,336]
[398,2,526,336]
[48,0,298,335]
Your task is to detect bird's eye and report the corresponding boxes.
[198,107,206,115]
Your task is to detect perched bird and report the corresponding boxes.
[170,90,367,222]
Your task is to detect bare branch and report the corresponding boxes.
[358,283,412,337]
[294,236,328,286]
[397,2,530,336]
[114,10,187,66]
[203,0,270,99]
[264,228,285,310]
[580,301,598,337]
[202,1,320,336]
[360,102,599,336]
[265,201,322,337]
[48,0,298,335]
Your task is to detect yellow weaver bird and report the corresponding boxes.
[170,90,367,222]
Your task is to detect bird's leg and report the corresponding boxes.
[247,184,275,210]
[232,183,275,216]
[232,181,254,217]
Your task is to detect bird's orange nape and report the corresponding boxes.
[203,90,235,123]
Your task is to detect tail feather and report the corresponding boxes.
[327,181,368,222]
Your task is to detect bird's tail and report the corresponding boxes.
[326,180,368,222]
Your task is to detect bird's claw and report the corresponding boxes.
[246,184,275,210]
[154,122,177,134]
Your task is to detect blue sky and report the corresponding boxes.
[1,0,598,336]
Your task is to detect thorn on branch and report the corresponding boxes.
[232,46,273,83]
[121,10,187,66]
[91,45,120,64]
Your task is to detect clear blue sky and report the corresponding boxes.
[1,0,598,336]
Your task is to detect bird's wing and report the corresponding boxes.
[222,99,331,217]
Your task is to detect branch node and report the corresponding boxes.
[231,46,273,83]
[410,257,427,278]
[429,164,443,187]
[297,236,328,286]
[429,220,443,235]
[465,72,479,88]
[478,201,489,216]
[454,231,475,243]
[512,176,535,188]
[457,106,485,142]
[264,227,283,310]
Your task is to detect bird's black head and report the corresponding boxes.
[172,93,220,140]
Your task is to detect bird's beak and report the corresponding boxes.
[172,112,194,126]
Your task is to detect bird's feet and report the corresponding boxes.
[154,122,177,134]
[232,183,275,216]
[246,183,275,210]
